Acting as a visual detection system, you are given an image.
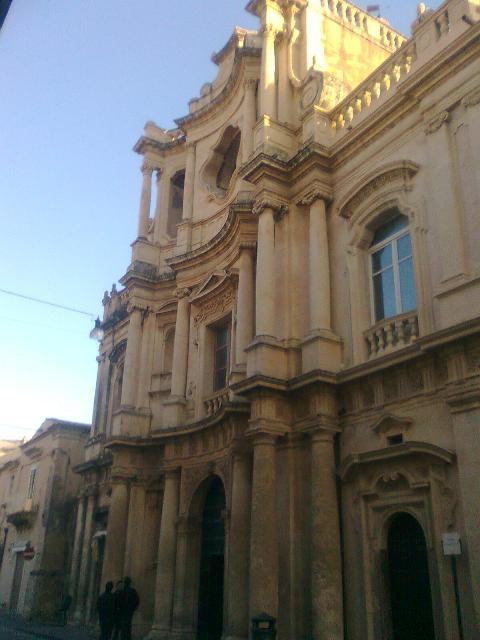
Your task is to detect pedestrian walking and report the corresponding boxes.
[57,593,72,626]
[97,581,116,640]
[111,580,123,640]
[118,576,139,640]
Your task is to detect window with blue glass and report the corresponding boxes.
[370,212,417,322]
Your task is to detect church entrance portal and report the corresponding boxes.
[197,476,225,640]
[387,512,435,640]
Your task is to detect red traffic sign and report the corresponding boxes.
[23,547,35,561]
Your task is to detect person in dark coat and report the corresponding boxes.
[118,576,140,640]
[112,580,123,640]
[97,581,116,640]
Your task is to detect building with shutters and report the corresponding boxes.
[70,1,480,638]
[0,419,89,619]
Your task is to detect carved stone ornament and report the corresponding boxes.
[462,88,480,109]
[298,188,326,207]
[193,290,234,327]
[337,161,420,219]
[252,198,288,219]
[424,110,450,135]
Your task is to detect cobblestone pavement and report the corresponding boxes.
[0,613,96,640]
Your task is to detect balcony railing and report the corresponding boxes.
[365,311,419,359]
[204,389,230,416]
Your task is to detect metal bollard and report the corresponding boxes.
[251,612,276,640]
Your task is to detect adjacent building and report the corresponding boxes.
[0,419,89,619]
[71,1,480,638]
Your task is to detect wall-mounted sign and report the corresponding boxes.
[23,546,35,561]
[442,532,462,556]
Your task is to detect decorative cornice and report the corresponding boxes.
[175,47,261,129]
[340,441,455,480]
[166,196,255,269]
[337,161,420,220]
[424,110,450,135]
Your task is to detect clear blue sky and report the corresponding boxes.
[0,0,441,441]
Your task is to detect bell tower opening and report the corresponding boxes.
[387,512,435,640]
[197,476,226,640]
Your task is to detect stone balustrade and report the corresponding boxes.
[320,0,405,51]
[364,311,419,359]
[331,39,417,134]
[204,389,230,416]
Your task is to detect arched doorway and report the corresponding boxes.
[197,476,225,640]
[387,512,435,640]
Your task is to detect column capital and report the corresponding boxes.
[252,198,288,219]
[309,428,336,444]
[262,23,281,38]
[245,78,258,91]
[163,467,181,481]
[141,162,156,176]
[297,188,328,207]
[239,241,257,253]
[246,428,280,446]
[175,287,192,300]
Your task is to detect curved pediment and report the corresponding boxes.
[340,441,455,481]
[371,413,413,435]
[336,161,420,221]
[191,269,236,304]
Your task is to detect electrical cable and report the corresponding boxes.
[0,288,96,319]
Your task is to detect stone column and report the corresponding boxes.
[242,79,257,162]
[138,163,154,238]
[170,290,191,399]
[260,25,277,118]
[253,201,284,338]
[123,483,147,579]
[249,433,278,618]
[69,495,86,601]
[101,481,129,586]
[136,310,155,410]
[425,111,466,280]
[235,246,255,366]
[310,430,343,640]
[308,195,331,331]
[121,307,143,407]
[91,353,107,434]
[226,451,251,639]
[150,470,181,637]
[182,143,196,221]
[73,492,96,621]
[447,390,480,631]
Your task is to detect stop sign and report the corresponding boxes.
[23,547,35,561]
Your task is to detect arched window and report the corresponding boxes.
[369,212,416,322]
[112,362,124,412]
[163,328,174,374]
[216,131,241,192]
[167,170,185,237]
[202,126,241,198]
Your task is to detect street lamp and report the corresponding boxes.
[89,317,104,342]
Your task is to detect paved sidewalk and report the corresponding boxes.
[0,611,96,640]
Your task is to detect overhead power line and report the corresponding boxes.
[0,288,96,320]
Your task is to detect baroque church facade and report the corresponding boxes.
[70,1,480,638]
